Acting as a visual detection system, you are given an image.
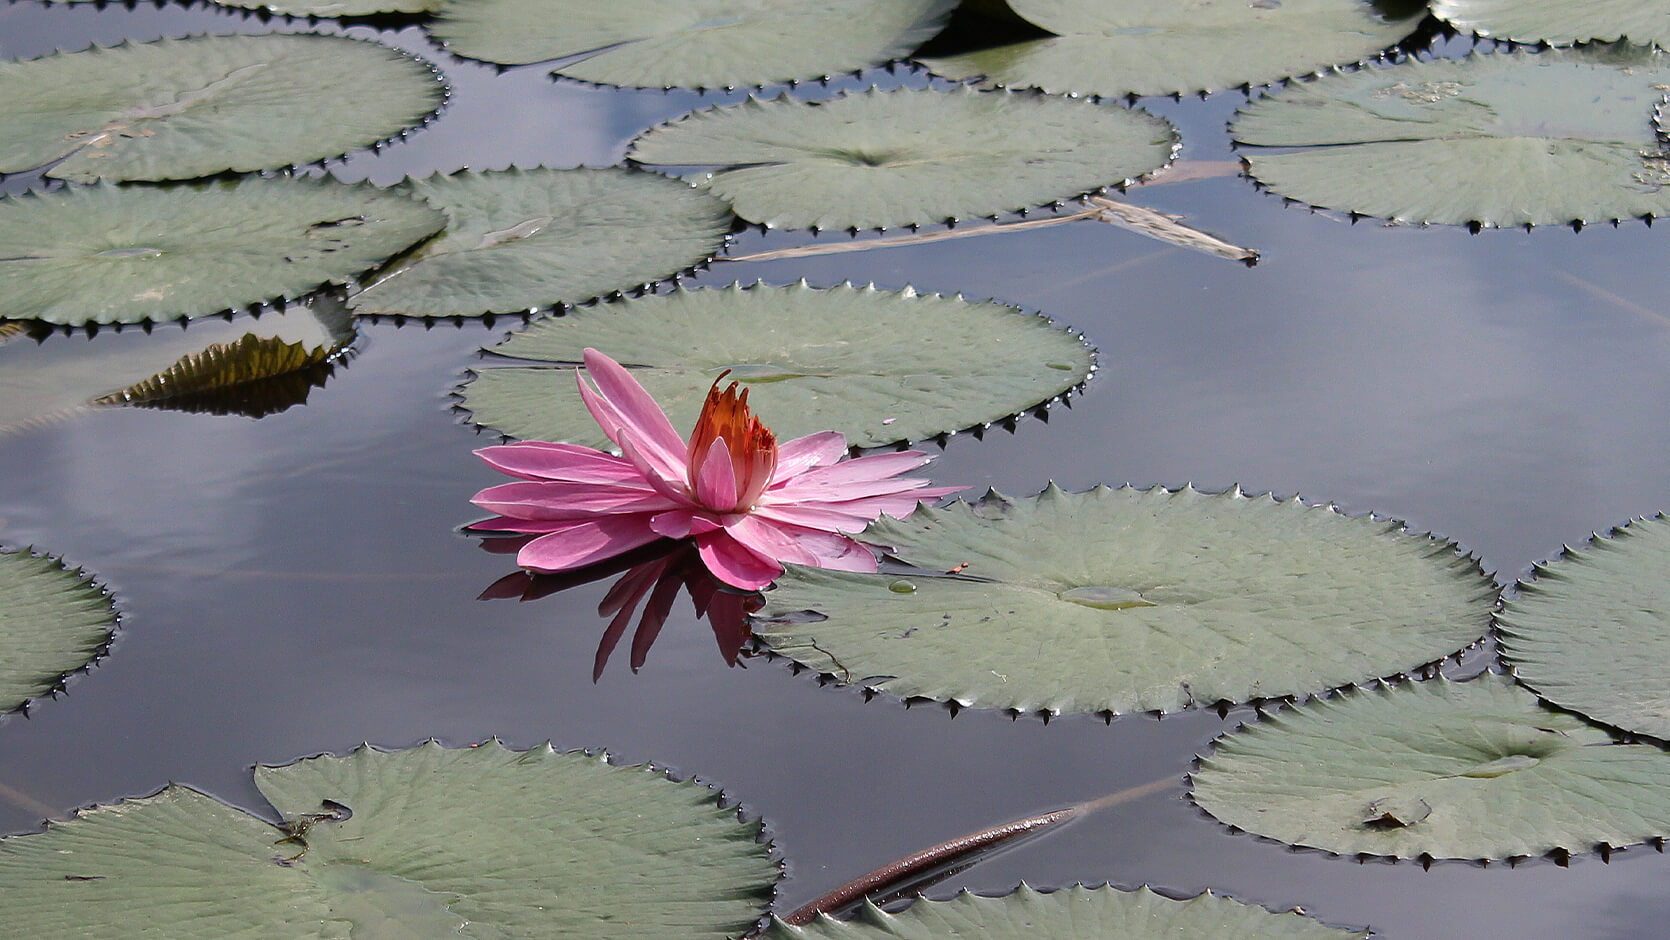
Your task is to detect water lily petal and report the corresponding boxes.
[616,430,696,503]
[722,514,823,567]
[774,430,848,478]
[581,348,690,478]
[774,449,934,489]
[518,517,666,573]
[696,532,783,590]
[768,475,947,504]
[790,529,879,573]
[751,502,879,534]
[472,480,679,519]
[693,438,740,511]
[475,442,644,484]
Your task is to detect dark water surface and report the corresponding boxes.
[3,4,1670,937]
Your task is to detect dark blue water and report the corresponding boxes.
[3,3,1670,936]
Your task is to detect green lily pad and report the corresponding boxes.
[0,741,777,938]
[349,168,732,317]
[920,0,1423,98]
[0,34,444,183]
[763,885,1363,939]
[1498,514,1670,741]
[0,549,116,715]
[1190,675,1670,860]
[458,281,1094,448]
[428,0,956,89]
[628,86,1177,230]
[1432,0,1670,48]
[0,177,444,325]
[755,485,1493,716]
[1231,47,1670,227]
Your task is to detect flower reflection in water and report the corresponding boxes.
[478,538,759,681]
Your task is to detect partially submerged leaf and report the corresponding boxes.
[1498,514,1670,740]
[763,884,1363,939]
[0,34,445,183]
[458,280,1094,448]
[428,0,956,88]
[755,485,1493,716]
[349,167,732,316]
[628,86,1177,230]
[921,0,1423,98]
[92,334,338,418]
[1232,47,1670,227]
[1432,0,1670,48]
[0,549,116,715]
[0,741,778,938]
[0,177,444,325]
[1191,675,1670,860]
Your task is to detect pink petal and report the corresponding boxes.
[750,502,879,534]
[791,530,879,573]
[773,430,848,478]
[471,481,679,520]
[475,443,644,484]
[617,431,696,504]
[722,514,822,566]
[579,349,689,481]
[695,533,783,590]
[648,509,723,539]
[767,476,944,503]
[775,450,933,489]
[693,438,739,511]
[516,517,665,573]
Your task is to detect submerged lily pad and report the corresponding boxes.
[429,0,956,89]
[0,177,444,325]
[1191,675,1670,860]
[349,167,732,316]
[755,485,1492,716]
[921,0,1423,98]
[1498,514,1670,741]
[459,281,1093,448]
[0,34,444,183]
[1232,48,1670,227]
[0,549,116,715]
[1432,0,1670,48]
[628,86,1177,230]
[0,741,777,938]
[764,885,1362,939]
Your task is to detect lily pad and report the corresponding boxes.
[458,280,1093,448]
[0,176,444,325]
[755,485,1493,716]
[1190,675,1670,860]
[920,0,1423,98]
[349,167,732,317]
[628,86,1177,230]
[0,34,444,183]
[1432,0,1670,48]
[1498,514,1670,741]
[0,740,777,938]
[1231,48,1670,227]
[763,884,1363,939]
[208,0,441,16]
[428,0,957,89]
[0,549,116,715]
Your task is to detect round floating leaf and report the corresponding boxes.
[1498,514,1670,740]
[459,281,1093,448]
[1191,675,1670,860]
[0,34,444,183]
[763,884,1363,939]
[920,0,1422,98]
[1432,0,1670,48]
[429,0,956,89]
[0,177,444,325]
[0,549,116,715]
[755,485,1493,716]
[628,86,1177,230]
[0,741,777,938]
[349,168,732,317]
[1232,48,1670,227]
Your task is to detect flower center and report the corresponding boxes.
[687,373,778,511]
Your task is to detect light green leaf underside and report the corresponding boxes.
[0,177,444,325]
[460,281,1093,448]
[0,34,444,183]
[1232,48,1670,226]
[756,485,1493,716]
[0,550,115,714]
[1191,675,1670,860]
[1498,514,1670,741]
[628,86,1176,230]
[920,0,1421,98]
[207,0,441,17]
[349,168,732,316]
[0,741,777,938]
[763,885,1363,939]
[429,0,956,88]
[1432,0,1670,47]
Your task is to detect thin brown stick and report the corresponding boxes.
[720,207,1103,264]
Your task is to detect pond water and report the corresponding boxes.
[3,3,1670,937]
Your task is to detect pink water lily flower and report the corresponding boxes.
[470,348,964,590]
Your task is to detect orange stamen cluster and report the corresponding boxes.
[687,372,778,510]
